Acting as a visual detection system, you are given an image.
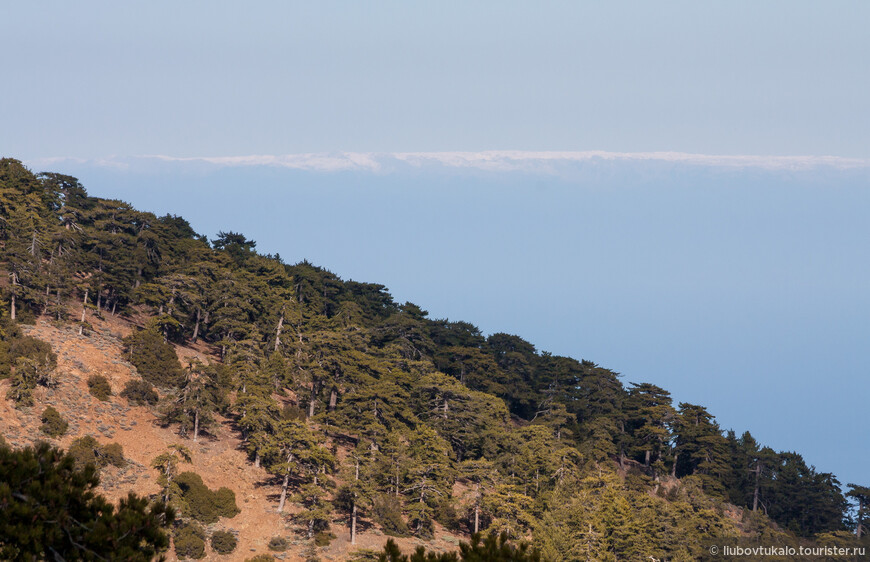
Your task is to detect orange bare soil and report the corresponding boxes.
[0,314,466,561]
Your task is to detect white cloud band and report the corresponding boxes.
[26,150,870,173]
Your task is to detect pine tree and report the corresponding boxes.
[151,443,193,504]
[847,484,870,539]
[403,425,455,537]
[0,441,174,560]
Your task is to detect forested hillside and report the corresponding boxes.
[1,157,866,560]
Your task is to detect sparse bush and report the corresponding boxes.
[87,374,112,401]
[210,530,237,555]
[99,442,126,468]
[121,378,159,405]
[122,326,184,388]
[40,406,68,437]
[372,494,409,537]
[3,335,58,404]
[267,536,288,552]
[9,336,57,370]
[68,436,126,470]
[313,531,336,547]
[68,435,100,470]
[174,522,206,559]
[347,549,381,561]
[244,556,275,562]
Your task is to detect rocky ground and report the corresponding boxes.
[0,313,466,561]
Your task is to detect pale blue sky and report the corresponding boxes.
[2,3,869,486]
[1,1,868,158]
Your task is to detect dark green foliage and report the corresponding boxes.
[174,471,240,523]
[378,533,541,562]
[123,324,185,387]
[87,373,112,400]
[174,521,207,559]
[0,441,173,560]
[39,405,68,437]
[211,530,238,554]
[213,486,241,518]
[121,378,159,405]
[373,494,410,537]
[268,536,289,551]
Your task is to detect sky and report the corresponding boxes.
[2,2,869,486]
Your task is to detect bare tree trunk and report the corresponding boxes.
[329,388,338,411]
[274,313,284,351]
[79,289,88,335]
[10,273,17,320]
[111,300,117,316]
[193,409,199,442]
[192,308,201,342]
[308,380,318,418]
[858,498,864,539]
[671,451,679,478]
[278,472,290,512]
[752,463,761,512]
[351,503,357,544]
[255,452,260,468]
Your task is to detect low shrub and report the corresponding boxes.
[99,442,126,468]
[313,531,336,547]
[68,436,126,470]
[176,471,218,523]
[175,471,239,523]
[9,336,57,369]
[40,406,68,437]
[267,536,288,552]
[210,530,237,555]
[87,374,112,401]
[244,556,275,562]
[120,379,159,405]
[174,522,206,559]
[68,435,99,470]
[213,487,241,518]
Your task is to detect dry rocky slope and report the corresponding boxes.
[0,314,465,561]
